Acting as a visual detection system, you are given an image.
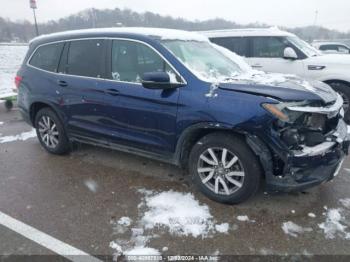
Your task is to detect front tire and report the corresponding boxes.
[189,133,262,204]
[34,108,70,155]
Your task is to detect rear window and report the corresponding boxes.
[210,37,249,57]
[29,43,64,72]
[65,39,104,78]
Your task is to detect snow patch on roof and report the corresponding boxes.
[31,27,209,43]
[0,129,36,144]
[282,221,312,237]
[200,27,295,38]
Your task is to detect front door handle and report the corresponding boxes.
[105,88,120,96]
[252,64,263,69]
[57,80,68,87]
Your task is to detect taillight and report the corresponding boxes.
[14,75,22,90]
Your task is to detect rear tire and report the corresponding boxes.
[34,108,70,155]
[328,82,350,123]
[5,100,13,111]
[189,133,262,204]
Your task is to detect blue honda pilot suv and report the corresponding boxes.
[16,28,350,204]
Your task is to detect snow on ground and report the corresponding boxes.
[83,179,99,193]
[0,129,36,143]
[109,241,123,254]
[140,190,226,238]
[118,217,132,227]
[318,209,349,239]
[110,189,231,258]
[340,199,350,209]
[236,215,255,223]
[0,44,28,96]
[215,223,229,233]
[282,221,312,238]
[124,246,161,256]
[308,213,316,218]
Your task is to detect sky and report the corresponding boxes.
[1,0,350,32]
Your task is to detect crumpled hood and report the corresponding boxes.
[219,71,337,104]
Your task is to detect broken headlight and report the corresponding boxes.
[262,101,331,149]
[262,102,306,123]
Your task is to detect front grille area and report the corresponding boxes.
[279,111,341,149]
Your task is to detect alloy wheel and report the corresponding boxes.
[38,115,60,149]
[197,147,245,195]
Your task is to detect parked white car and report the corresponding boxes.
[312,41,350,54]
[201,28,350,121]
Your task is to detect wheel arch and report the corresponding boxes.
[324,79,350,87]
[29,101,63,127]
[174,122,247,168]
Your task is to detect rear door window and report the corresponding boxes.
[29,42,64,72]
[210,37,249,57]
[65,39,105,78]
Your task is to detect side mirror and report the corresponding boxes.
[283,47,298,60]
[141,72,185,89]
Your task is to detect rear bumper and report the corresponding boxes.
[265,120,350,192]
[19,107,33,126]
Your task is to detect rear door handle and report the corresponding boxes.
[252,64,263,69]
[57,80,68,87]
[105,88,120,96]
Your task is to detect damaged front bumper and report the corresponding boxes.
[266,119,350,192]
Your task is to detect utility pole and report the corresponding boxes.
[29,0,39,36]
[313,10,319,27]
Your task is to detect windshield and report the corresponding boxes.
[287,36,321,57]
[161,40,244,82]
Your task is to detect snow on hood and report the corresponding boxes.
[219,70,337,104]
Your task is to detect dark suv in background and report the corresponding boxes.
[16,28,350,204]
